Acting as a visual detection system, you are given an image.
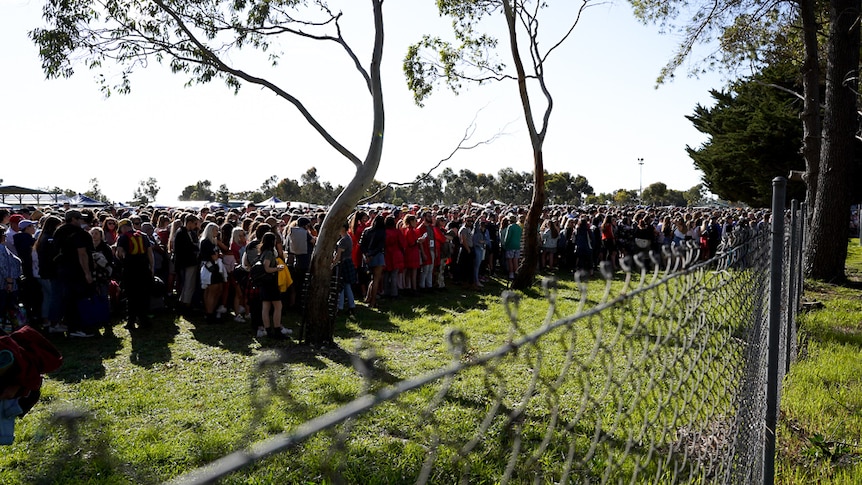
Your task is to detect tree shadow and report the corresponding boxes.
[182,311,260,356]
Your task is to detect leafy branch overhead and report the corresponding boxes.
[32,0,362,93]
[30,0,373,168]
[629,0,798,84]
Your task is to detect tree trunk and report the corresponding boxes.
[799,0,821,219]
[302,163,380,344]
[805,0,860,280]
[500,0,550,290]
[512,151,545,289]
[302,0,385,345]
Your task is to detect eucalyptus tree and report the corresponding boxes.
[632,0,859,281]
[31,0,387,343]
[545,172,593,205]
[132,177,160,205]
[404,0,591,289]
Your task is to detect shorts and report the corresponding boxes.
[367,253,385,268]
[505,249,521,260]
[543,247,557,255]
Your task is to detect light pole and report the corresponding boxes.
[637,158,644,201]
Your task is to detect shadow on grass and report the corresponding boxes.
[808,324,862,349]
[128,313,181,368]
[46,324,124,383]
[281,339,403,386]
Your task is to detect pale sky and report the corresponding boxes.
[0,0,728,204]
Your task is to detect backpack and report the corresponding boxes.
[250,255,275,286]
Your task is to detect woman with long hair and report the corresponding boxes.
[540,219,560,271]
[348,211,370,296]
[382,216,404,298]
[401,214,421,293]
[35,216,65,333]
[257,232,288,339]
[199,222,224,323]
[229,226,248,321]
[216,221,234,318]
[359,215,386,308]
[101,217,119,246]
[600,215,617,271]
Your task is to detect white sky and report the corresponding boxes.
[0,0,728,204]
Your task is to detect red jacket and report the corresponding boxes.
[402,226,422,269]
[418,224,444,264]
[349,221,368,268]
[0,326,63,401]
[384,228,406,271]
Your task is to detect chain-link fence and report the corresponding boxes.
[20,196,804,484]
[148,208,803,483]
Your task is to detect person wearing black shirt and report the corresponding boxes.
[172,214,200,311]
[53,210,97,337]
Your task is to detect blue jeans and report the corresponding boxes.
[472,247,485,284]
[337,282,355,311]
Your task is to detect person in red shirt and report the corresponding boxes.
[401,215,422,293]
[383,216,405,298]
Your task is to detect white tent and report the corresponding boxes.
[258,196,283,208]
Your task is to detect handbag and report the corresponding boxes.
[635,238,651,249]
[250,260,276,286]
[78,288,110,329]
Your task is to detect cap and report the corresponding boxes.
[17,220,34,231]
[64,210,82,223]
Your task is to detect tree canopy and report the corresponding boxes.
[686,63,807,206]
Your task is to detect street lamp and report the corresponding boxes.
[637,158,644,200]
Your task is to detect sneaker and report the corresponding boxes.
[215,305,227,316]
[279,327,293,336]
[48,324,68,334]
[255,327,266,338]
[237,306,247,315]
[234,314,246,323]
[69,331,96,338]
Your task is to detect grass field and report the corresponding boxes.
[776,240,862,484]
[0,243,858,484]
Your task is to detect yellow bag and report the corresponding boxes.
[276,257,293,291]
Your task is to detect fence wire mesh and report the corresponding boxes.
[27,208,804,485]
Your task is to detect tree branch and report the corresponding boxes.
[152,0,363,168]
[357,114,514,204]
[754,81,805,101]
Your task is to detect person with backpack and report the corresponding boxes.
[116,219,154,330]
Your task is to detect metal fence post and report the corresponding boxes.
[798,206,806,304]
[764,177,786,485]
[787,200,799,373]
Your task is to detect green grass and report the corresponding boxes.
[0,251,841,484]
[776,240,862,484]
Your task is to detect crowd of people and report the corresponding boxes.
[0,198,771,341]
